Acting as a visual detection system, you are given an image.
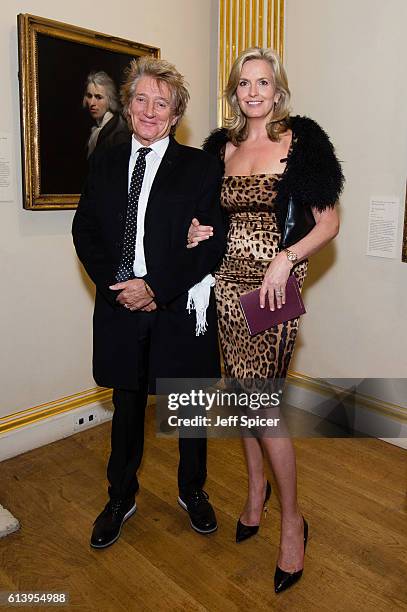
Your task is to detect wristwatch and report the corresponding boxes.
[284,248,298,264]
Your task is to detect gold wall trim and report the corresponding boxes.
[1,375,405,438]
[287,371,407,424]
[218,0,285,125]
[0,388,112,435]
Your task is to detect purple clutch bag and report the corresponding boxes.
[239,275,306,336]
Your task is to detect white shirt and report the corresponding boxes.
[128,135,169,277]
[87,111,113,158]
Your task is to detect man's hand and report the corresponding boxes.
[109,279,155,311]
[140,301,157,312]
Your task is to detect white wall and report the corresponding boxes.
[2,0,406,424]
[285,0,407,391]
[0,0,216,417]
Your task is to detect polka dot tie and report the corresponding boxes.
[115,147,152,282]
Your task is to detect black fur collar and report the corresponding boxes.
[202,116,344,211]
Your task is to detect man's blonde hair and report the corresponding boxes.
[120,56,190,133]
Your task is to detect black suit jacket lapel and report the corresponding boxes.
[111,137,181,226]
[111,141,131,214]
[149,136,182,201]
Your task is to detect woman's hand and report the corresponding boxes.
[260,252,293,311]
[187,218,213,249]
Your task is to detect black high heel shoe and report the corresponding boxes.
[274,516,308,594]
[235,481,272,543]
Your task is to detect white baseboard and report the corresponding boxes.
[0,400,113,463]
[285,373,407,448]
[1,375,406,463]
[380,438,407,450]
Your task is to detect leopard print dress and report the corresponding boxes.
[214,174,308,380]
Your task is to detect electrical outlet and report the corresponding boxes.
[73,410,100,431]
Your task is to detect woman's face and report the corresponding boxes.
[84,83,109,121]
[236,59,279,120]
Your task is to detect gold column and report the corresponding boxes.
[244,0,250,49]
[218,0,285,125]
[238,0,244,50]
[251,0,258,47]
[218,0,225,124]
[278,0,285,59]
[232,0,237,58]
[258,0,264,48]
[267,0,272,47]
[273,0,279,53]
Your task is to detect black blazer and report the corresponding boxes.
[72,136,226,390]
[93,113,131,154]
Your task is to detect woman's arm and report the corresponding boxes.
[187,218,213,248]
[260,206,339,310]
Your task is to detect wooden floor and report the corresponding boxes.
[1,404,406,612]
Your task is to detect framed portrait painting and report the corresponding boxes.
[18,14,159,210]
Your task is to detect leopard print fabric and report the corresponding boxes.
[214,174,308,380]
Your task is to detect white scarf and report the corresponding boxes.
[187,274,215,336]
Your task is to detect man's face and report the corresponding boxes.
[84,84,109,121]
[129,76,178,146]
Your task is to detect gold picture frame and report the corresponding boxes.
[18,14,159,210]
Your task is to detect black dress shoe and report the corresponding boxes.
[90,497,136,549]
[236,481,272,543]
[274,517,308,594]
[178,489,218,534]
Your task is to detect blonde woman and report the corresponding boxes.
[188,48,344,593]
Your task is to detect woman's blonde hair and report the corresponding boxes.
[120,56,190,133]
[225,47,290,144]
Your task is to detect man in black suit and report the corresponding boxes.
[72,57,225,548]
